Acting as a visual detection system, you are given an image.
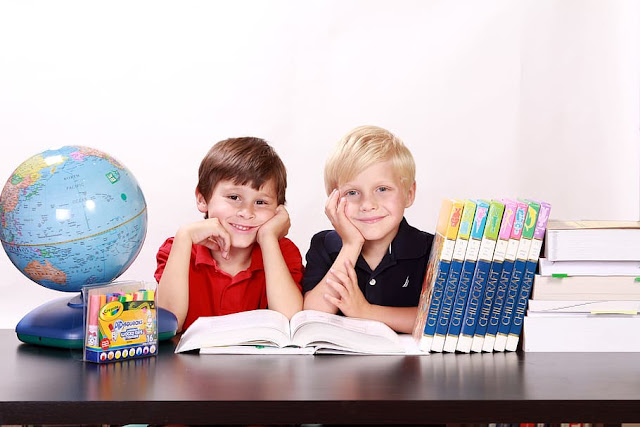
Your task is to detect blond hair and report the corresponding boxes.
[324,125,415,195]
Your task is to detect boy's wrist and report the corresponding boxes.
[257,232,279,246]
[339,229,365,248]
[174,227,194,243]
[341,240,364,256]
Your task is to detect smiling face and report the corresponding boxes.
[197,178,279,250]
[338,160,415,249]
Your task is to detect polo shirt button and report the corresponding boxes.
[369,279,376,286]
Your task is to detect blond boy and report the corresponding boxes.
[302,126,433,333]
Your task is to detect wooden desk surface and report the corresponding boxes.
[1,329,639,425]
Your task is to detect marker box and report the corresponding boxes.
[83,280,158,363]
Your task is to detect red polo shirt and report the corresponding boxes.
[155,237,304,331]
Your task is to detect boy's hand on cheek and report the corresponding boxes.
[257,205,290,245]
[325,189,364,248]
[323,260,370,319]
[181,218,231,259]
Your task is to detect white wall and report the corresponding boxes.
[0,0,638,328]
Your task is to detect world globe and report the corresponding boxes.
[0,145,147,292]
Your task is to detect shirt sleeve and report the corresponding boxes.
[301,231,335,294]
[154,237,174,284]
[279,237,304,291]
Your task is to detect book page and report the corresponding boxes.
[200,345,316,355]
[289,310,405,354]
[314,334,426,355]
[174,310,291,353]
[547,220,640,230]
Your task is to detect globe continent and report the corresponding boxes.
[0,146,147,292]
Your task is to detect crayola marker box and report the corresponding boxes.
[83,280,158,363]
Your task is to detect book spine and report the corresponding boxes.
[415,199,464,351]
[473,259,504,351]
[483,200,527,352]
[471,199,516,352]
[457,200,504,353]
[443,200,489,352]
[432,257,462,352]
[418,257,451,351]
[494,200,540,352]
[456,258,491,352]
[431,199,476,352]
[506,201,551,351]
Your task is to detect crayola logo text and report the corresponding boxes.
[100,301,124,321]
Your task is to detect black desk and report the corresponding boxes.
[1,329,639,425]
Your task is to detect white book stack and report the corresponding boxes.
[524,220,640,352]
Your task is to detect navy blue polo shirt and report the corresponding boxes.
[302,218,434,307]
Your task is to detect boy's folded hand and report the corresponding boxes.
[183,218,231,259]
[323,259,370,319]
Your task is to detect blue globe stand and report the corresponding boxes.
[16,293,178,349]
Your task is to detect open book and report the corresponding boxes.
[174,309,423,355]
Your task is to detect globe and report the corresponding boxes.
[0,145,179,348]
[0,145,147,292]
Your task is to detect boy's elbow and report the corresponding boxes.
[303,290,337,314]
[275,301,303,320]
[158,301,186,332]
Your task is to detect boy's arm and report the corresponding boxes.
[341,303,417,334]
[257,206,303,319]
[304,189,365,313]
[302,243,361,313]
[157,219,231,332]
[157,230,192,332]
[324,260,418,333]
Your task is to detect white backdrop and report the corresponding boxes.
[0,0,638,328]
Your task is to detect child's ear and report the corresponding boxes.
[404,181,416,208]
[195,189,208,214]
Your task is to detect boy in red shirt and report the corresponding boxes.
[155,137,303,332]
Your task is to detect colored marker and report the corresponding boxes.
[87,295,100,347]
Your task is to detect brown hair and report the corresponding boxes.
[197,137,287,205]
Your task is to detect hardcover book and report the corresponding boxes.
[457,200,504,353]
[538,258,640,276]
[443,200,489,353]
[531,275,640,300]
[544,220,640,261]
[523,314,640,352]
[506,200,551,351]
[482,200,528,352]
[471,199,517,352]
[412,199,464,351]
[527,299,640,314]
[430,199,476,352]
[494,200,539,352]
